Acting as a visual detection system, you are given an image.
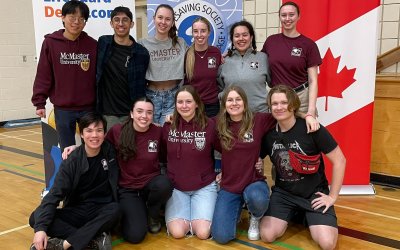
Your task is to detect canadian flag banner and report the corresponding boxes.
[285,0,380,187]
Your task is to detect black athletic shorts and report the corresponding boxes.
[265,186,337,228]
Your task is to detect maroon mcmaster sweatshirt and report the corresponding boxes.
[106,123,164,190]
[31,29,97,111]
[219,113,276,194]
[162,117,218,191]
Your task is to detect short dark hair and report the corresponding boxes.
[279,1,300,16]
[111,6,133,21]
[62,0,90,21]
[78,112,107,134]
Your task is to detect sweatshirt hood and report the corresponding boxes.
[45,29,89,42]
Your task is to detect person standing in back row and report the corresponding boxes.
[184,17,222,117]
[218,20,270,113]
[31,0,97,150]
[261,1,321,119]
[96,6,150,130]
[139,4,187,125]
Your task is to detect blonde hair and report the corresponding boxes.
[217,86,254,150]
[185,17,211,82]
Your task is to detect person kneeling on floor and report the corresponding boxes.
[29,112,120,250]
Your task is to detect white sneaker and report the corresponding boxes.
[248,215,260,240]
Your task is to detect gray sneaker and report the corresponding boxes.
[46,238,64,250]
[88,232,111,250]
[148,217,161,234]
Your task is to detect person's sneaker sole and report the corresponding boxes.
[248,234,260,241]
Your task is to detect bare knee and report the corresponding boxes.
[260,228,283,243]
[316,235,337,250]
[194,228,210,240]
[167,220,190,239]
[192,220,211,240]
[259,217,287,243]
[310,225,338,250]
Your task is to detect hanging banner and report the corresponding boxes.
[286,0,380,193]
[146,0,243,53]
[32,0,136,190]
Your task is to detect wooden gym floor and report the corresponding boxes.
[0,124,399,249]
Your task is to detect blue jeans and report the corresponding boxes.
[54,108,90,150]
[146,85,178,125]
[211,181,270,244]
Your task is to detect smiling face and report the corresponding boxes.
[176,91,198,121]
[279,4,300,32]
[62,8,86,40]
[232,25,252,55]
[110,12,133,39]
[225,90,245,121]
[153,7,174,37]
[81,122,105,155]
[192,20,210,49]
[131,101,154,132]
[270,92,294,122]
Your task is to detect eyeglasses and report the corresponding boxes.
[67,15,86,24]
[112,17,131,24]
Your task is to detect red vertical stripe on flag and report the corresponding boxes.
[284,0,380,41]
[324,104,374,184]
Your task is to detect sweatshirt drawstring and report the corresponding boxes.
[177,120,182,159]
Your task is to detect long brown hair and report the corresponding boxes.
[185,17,211,82]
[118,97,154,161]
[171,85,207,131]
[154,4,179,47]
[217,86,254,150]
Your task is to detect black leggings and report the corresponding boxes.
[118,175,173,243]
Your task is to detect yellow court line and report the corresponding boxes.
[1,133,41,138]
[0,135,42,144]
[335,204,400,221]
[0,128,41,135]
[0,224,30,236]
[0,130,40,136]
[375,195,400,202]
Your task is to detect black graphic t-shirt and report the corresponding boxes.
[262,118,337,198]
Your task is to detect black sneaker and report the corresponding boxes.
[85,240,99,250]
[148,217,161,234]
[29,243,37,250]
[46,238,64,250]
[88,232,111,250]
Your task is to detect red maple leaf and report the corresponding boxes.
[318,48,356,111]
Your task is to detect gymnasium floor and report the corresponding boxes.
[0,124,399,249]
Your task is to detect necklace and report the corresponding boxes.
[195,47,209,59]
